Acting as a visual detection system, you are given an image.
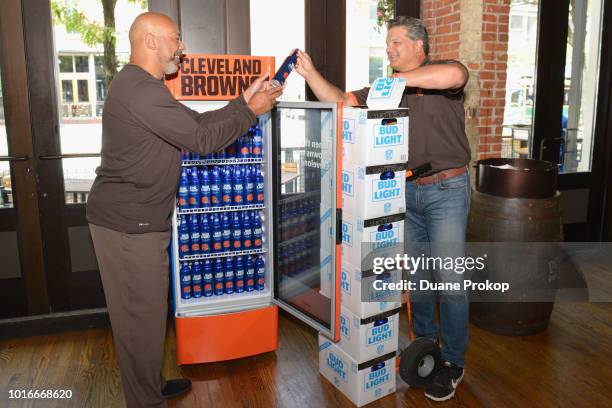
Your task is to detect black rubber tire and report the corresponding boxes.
[399,338,441,388]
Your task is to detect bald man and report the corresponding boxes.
[86,12,282,408]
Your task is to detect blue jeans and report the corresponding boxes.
[404,171,470,367]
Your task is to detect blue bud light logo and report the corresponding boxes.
[374,124,403,148]
[364,362,390,392]
[342,171,354,196]
[384,150,393,160]
[383,203,392,213]
[366,318,393,347]
[343,119,355,144]
[340,314,349,339]
[371,225,399,250]
[371,78,395,98]
[341,269,351,294]
[372,171,401,202]
[342,221,353,247]
[327,352,348,383]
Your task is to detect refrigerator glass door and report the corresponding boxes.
[271,101,342,341]
[172,101,274,317]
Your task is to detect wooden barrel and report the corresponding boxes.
[467,158,563,336]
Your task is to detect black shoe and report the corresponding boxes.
[162,378,192,399]
[424,361,464,402]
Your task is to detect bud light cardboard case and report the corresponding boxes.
[341,212,404,270]
[319,335,396,407]
[343,77,408,166]
[338,306,399,363]
[342,163,406,219]
[341,260,402,319]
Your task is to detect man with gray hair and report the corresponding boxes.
[295,15,470,402]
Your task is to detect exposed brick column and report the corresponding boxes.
[420,0,510,162]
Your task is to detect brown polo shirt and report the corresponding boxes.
[348,59,471,173]
[87,64,256,233]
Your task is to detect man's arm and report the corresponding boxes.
[130,80,279,155]
[393,61,468,91]
[295,50,356,106]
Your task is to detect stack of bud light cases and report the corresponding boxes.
[176,125,267,300]
[318,78,408,407]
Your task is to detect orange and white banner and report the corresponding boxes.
[166,54,275,100]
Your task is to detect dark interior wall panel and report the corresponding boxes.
[148,0,179,22]
[226,0,250,55]
[179,0,227,54]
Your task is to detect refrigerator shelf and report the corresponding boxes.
[177,204,265,215]
[279,229,319,248]
[182,158,264,166]
[178,287,271,307]
[179,248,265,261]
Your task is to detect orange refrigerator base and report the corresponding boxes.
[175,305,278,365]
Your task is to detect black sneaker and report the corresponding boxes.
[162,378,192,399]
[424,361,464,402]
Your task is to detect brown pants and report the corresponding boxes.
[89,223,170,408]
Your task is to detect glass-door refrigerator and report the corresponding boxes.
[168,68,344,363]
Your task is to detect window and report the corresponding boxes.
[501,1,540,159]
[562,0,604,173]
[0,64,12,208]
[510,15,523,30]
[74,55,89,72]
[250,0,305,102]
[346,0,392,90]
[61,80,74,103]
[51,0,147,203]
[59,55,73,72]
[369,56,383,84]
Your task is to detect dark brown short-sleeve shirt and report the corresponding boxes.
[349,60,471,173]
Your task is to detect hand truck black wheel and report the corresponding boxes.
[398,337,441,388]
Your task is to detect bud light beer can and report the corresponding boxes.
[238,133,251,158]
[199,167,211,207]
[191,261,203,298]
[244,256,255,292]
[224,257,234,294]
[213,258,224,296]
[178,215,190,257]
[271,49,298,87]
[180,262,192,299]
[255,255,265,290]
[242,211,253,249]
[199,213,211,254]
[255,167,264,204]
[231,211,242,250]
[234,256,245,293]
[178,168,189,210]
[221,166,232,206]
[202,259,213,297]
[244,165,255,204]
[210,166,222,207]
[252,125,263,158]
[211,213,222,252]
[232,165,244,205]
[252,211,262,248]
[188,167,200,207]
[188,214,201,254]
[221,213,232,251]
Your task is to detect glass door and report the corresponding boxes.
[271,101,342,341]
[0,48,28,318]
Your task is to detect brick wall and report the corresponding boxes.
[420,0,511,161]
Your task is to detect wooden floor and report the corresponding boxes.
[1,301,611,408]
